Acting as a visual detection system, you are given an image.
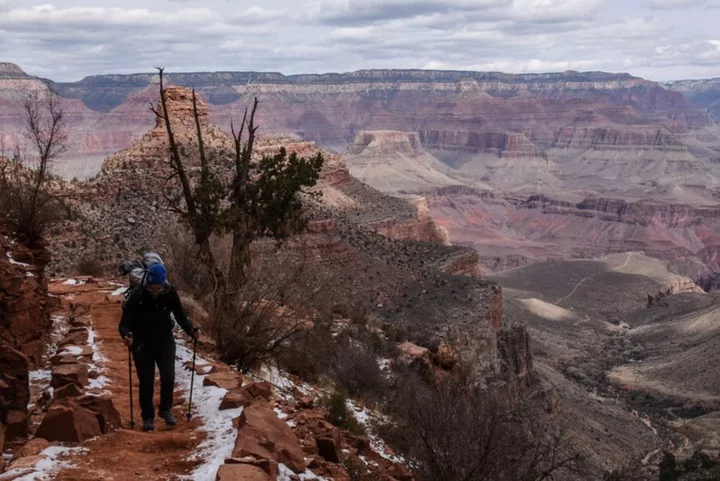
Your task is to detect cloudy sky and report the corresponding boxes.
[1,0,719,82]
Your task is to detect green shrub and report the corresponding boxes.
[322,389,365,436]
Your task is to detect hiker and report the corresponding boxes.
[117,252,165,306]
[118,263,199,432]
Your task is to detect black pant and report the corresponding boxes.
[132,335,176,421]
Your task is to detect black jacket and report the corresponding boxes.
[118,285,194,343]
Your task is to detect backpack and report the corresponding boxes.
[118,252,165,301]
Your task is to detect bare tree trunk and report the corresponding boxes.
[228,98,259,287]
[153,68,197,219]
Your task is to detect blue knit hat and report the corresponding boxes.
[146,264,167,285]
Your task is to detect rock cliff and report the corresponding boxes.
[667,77,720,124]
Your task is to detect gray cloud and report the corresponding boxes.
[0,0,718,82]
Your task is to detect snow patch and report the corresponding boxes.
[253,364,312,400]
[60,345,84,356]
[85,326,110,392]
[0,446,85,481]
[347,401,405,464]
[110,286,128,296]
[26,272,35,277]
[176,342,243,481]
[278,464,327,481]
[6,252,30,267]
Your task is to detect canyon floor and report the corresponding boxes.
[489,253,720,474]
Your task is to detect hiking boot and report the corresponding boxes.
[142,419,155,432]
[159,410,177,426]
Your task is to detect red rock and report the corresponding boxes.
[233,402,305,473]
[5,409,29,440]
[70,316,91,328]
[70,302,91,317]
[75,394,121,433]
[245,382,273,401]
[316,428,342,463]
[35,400,101,442]
[54,383,84,400]
[51,363,89,389]
[204,372,242,390]
[298,396,314,409]
[58,329,89,348]
[50,354,84,366]
[220,388,255,411]
[0,342,30,440]
[225,457,279,478]
[12,438,49,460]
[215,464,271,481]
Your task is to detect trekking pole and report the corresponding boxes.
[128,344,135,429]
[187,336,198,421]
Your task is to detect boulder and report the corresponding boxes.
[35,400,101,442]
[51,363,89,389]
[0,342,30,439]
[434,341,459,369]
[76,394,121,433]
[398,342,431,364]
[50,354,84,366]
[220,388,254,411]
[226,457,279,478]
[245,382,273,402]
[12,438,49,460]
[54,383,83,400]
[216,464,272,481]
[5,409,29,440]
[204,372,242,390]
[316,427,342,463]
[233,402,305,473]
[57,329,89,348]
[56,345,93,361]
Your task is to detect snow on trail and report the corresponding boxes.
[0,447,86,481]
[175,342,243,481]
[86,324,110,392]
[110,286,127,297]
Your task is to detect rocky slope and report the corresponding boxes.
[45,87,528,384]
[425,186,720,283]
[489,253,710,474]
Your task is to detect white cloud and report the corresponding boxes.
[0,0,719,82]
[650,0,720,9]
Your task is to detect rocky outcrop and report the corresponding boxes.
[0,229,51,443]
[420,130,543,158]
[233,402,306,473]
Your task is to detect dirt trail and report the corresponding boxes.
[48,281,205,481]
